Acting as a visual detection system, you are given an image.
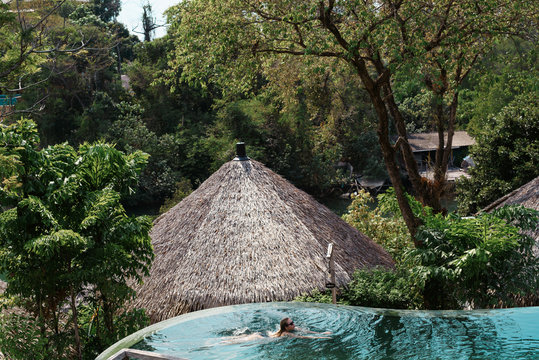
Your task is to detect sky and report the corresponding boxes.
[117,0,180,40]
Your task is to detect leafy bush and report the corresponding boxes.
[295,269,420,309]
[295,289,347,305]
[457,94,539,215]
[344,268,420,309]
[410,205,539,309]
[0,314,51,360]
[79,306,149,359]
[159,178,194,214]
[342,189,413,262]
[0,119,154,359]
[303,188,538,310]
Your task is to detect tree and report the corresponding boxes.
[92,0,121,23]
[166,0,536,239]
[138,2,162,42]
[456,94,539,215]
[16,2,134,145]
[0,119,153,359]
[0,0,109,120]
[307,190,538,309]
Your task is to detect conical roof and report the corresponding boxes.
[482,176,538,252]
[131,158,394,323]
[482,176,538,213]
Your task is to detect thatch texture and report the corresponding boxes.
[482,176,539,250]
[482,176,539,306]
[131,159,394,323]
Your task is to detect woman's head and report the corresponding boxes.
[280,317,295,333]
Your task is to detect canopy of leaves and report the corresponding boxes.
[0,119,153,358]
[167,0,533,94]
[456,93,539,214]
[336,188,539,310]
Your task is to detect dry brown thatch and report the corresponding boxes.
[482,176,539,214]
[482,176,539,306]
[482,176,539,246]
[131,159,394,323]
[483,175,539,246]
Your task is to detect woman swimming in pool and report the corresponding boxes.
[272,317,331,339]
[221,317,331,344]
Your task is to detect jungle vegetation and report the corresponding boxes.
[0,0,537,358]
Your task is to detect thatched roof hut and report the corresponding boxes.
[131,147,394,323]
[481,176,539,306]
[482,176,539,251]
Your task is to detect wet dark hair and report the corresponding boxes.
[276,317,292,337]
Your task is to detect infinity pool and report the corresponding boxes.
[98,302,539,360]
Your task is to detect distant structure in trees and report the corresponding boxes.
[0,94,20,121]
[405,131,475,172]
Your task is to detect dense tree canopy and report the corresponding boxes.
[0,119,153,359]
[166,0,537,237]
[457,94,539,214]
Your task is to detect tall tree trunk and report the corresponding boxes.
[352,58,422,241]
[70,287,82,360]
[102,293,114,335]
[372,55,446,214]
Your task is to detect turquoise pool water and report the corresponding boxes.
[98,302,539,360]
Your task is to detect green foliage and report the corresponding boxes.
[166,0,537,230]
[409,205,538,309]
[295,289,346,305]
[0,119,153,359]
[307,188,539,310]
[0,2,47,93]
[344,268,420,309]
[0,314,51,360]
[91,0,121,23]
[456,93,539,214]
[78,305,149,359]
[460,38,538,134]
[295,269,420,309]
[159,178,193,214]
[105,101,185,207]
[342,190,412,263]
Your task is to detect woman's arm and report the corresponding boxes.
[285,332,331,339]
[296,327,332,335]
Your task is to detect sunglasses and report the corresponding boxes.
[287,321,294,326]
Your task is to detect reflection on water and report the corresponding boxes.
[127,303,539,360]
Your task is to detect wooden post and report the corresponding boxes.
[326,243,336,305]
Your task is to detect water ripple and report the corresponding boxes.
[128,302,539,360]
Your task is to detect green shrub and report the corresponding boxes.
[410,205,539,309]
[159,178,194,214]
[343,268,421,309]
[79,306,149,359]
[295,289,348,305]
[342,189,413,263]
[304,188,539,310]
[0,314,57,360]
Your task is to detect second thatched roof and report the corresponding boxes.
[482,176,539,251]
[131,158,394,323]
